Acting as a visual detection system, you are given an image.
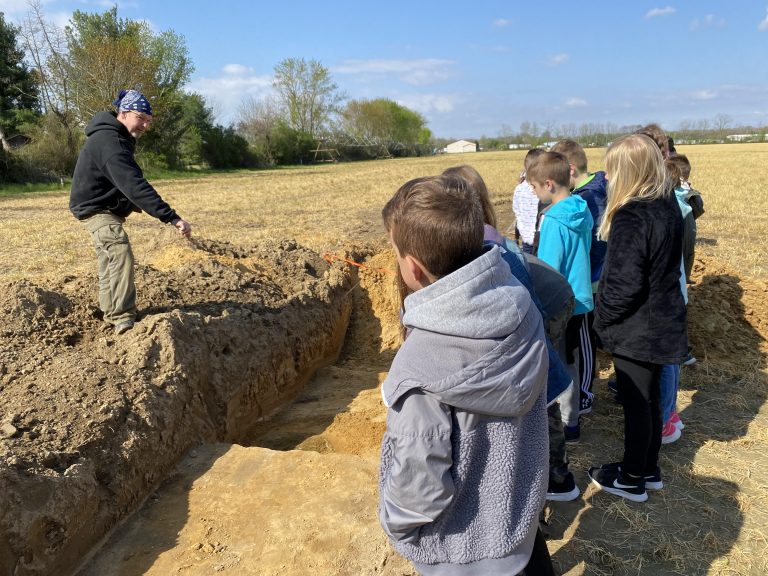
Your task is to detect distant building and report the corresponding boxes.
[445,139,477,154]
[726,133,767,142]
[508,143,527,150]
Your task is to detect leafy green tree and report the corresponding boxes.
[272,58,342,139]
[201,124,253,169]
[64,8,193,124]
[19,3,194,173]
[0,11,40,152]
[341,98,431,150]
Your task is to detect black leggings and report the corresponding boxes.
[613,354,662,477]
[519,529,555,576]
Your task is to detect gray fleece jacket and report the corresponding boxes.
[379,245,549,574]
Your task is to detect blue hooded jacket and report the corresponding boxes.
[573,171,608,283]
[537,194,594,314]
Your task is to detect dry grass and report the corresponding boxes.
[2,144,768,575]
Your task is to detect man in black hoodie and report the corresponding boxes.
[70,89,192,335]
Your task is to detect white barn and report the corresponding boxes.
[445,139,477,154]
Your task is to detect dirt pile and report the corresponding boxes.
[687,256,768,371]
[0,237,355,576]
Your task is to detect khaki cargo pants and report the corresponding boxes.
[81,213,137,325]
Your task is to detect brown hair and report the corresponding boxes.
[551,139,588,173]
[634,124,670,158]
[667,153,691,180]
[664,158,682,185]
[441,165,496,228]
[382,175,484,279]
[526,151,571,189]
[523,148,545,173]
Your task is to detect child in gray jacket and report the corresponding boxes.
[379,174,553,575]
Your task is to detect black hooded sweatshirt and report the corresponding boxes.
[69,111,179,223]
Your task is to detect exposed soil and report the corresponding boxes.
[0,236,356,576]
[2,238,768,576]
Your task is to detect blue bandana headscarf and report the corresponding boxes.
[113,89,153,116]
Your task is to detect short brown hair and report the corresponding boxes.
[551,139,588,173]
[664,158,682,185]
[523,148,545,173]
[382,175,484,278]
[667,154,691,180]
[526,151,571,189]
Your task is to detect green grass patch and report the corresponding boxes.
[0,181,71,197]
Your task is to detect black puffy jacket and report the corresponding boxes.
[594,192,688,365]
[69,111,179,223]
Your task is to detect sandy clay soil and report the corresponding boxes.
[1,234,768,576]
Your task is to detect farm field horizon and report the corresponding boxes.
[1,144,767,575]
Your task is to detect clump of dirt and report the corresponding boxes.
[0,236,355,576]
[687,255,768,372]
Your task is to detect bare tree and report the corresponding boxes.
[272,58,343,139]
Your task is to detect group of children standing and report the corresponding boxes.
[377,125,701,573]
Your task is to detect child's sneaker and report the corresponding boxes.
[598,462,663,490]
[588,464,648,503]
[682,348,697,366]
[607,379,623,404]
[564,423,580,443]
[579,394,593,415]
[644,465,663,491]
[669,411,684,431]
[661,420,681,444]
[546,472,580,501]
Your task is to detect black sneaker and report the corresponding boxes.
[546,472,580,501]
[598,462,663,490]
[644,466,663,491]
[588,465,648,502]
[607,379,623,405]
[579,394,593,415]
[564,423,580,443]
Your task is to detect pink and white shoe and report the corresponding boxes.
[662,420,681,444]
[669,412,684,431]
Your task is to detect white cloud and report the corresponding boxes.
[565,97,587,108]
[759,8,768,31]
[395,93,458,115]
[0,0,36,19]
[547,53,569,67]
[334,59,456,86]
[222,63,254,75]
[692,89,718,100]
[645,6,676,19]
[187,66,274,125]
[690,14,726,31]
[493,18,511,27]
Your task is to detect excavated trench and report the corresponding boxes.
[0,237,401,576]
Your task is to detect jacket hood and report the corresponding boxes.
[383,245,547,417]
[575,171,607,197]
[85,111,131,140]
[402,244,531,338]
[544,194,592,234]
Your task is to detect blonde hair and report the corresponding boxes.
[598,134,667,241]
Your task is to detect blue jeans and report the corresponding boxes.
[660,364,680,425]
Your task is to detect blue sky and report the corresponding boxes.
[3,0,768,138]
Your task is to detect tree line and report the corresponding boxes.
[0,4,432,184]
[467,115,767,152]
